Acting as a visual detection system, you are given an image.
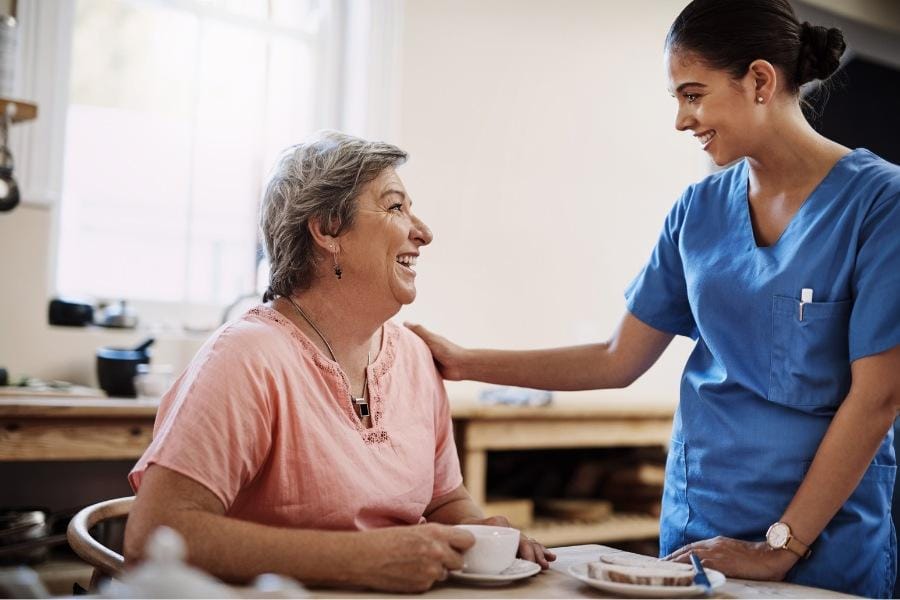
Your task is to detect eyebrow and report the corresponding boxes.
[381,188,412,207]
[675,82,707,93]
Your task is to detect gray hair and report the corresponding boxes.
[260,131,408,302]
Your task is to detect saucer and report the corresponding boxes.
[449,558,541,586]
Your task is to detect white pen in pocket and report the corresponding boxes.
[799,288,814,321]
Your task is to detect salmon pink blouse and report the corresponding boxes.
[130,305,463,530]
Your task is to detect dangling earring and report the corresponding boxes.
[331,245,342,280]
[756,96,764,104]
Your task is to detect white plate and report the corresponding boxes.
[568,562,726,598]
[449,558,542,586]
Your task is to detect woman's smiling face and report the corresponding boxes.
[666,49,762,166]
[336,167,433,312]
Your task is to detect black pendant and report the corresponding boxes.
[354,396,370,418]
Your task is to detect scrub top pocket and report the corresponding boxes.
[769,295,852,411]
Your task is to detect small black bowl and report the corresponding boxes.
[96,338,154,398]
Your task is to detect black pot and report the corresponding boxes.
[96,338,154,398]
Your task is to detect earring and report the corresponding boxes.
[756,96,764,104]
[331,246,342,280]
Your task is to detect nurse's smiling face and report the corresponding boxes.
[666,49,764,166]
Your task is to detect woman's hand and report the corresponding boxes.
[354,523,475,592]
[664,536,798,581]
[460,515,557,569]
[404,322,468,380]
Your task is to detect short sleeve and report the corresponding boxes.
[431,367,463,499]
[129,331,273,510]
[625,192,698,339]
[849,193,900,361]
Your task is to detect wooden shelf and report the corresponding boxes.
[523,513,659,547]
[0,97,38,122]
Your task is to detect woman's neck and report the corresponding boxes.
[277,286,385,368]
[745,101,850,197]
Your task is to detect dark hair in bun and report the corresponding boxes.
[666,0,847,93]
[796,22,846,85]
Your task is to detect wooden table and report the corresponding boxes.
[43,544,856,599]
[312,544,857,599]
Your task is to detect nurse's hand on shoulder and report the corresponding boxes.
[405,322,467,380]
[354,523,475,592]
[664,536,798,581]
[460,515,557,569]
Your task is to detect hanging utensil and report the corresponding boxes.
[0,108,19,213]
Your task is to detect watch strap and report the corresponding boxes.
[785,535,812,559]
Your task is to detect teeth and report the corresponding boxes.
[697,131,715,145]
[396,255,417,267]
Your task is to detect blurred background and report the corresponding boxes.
[0,0,897,401]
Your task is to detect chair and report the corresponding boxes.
[66,496,134,584]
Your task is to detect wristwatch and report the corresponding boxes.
[766,521,812,559]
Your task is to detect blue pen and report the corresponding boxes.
[690,552,712,596]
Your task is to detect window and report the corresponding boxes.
[54,0,334,307]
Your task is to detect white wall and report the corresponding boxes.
[395,0,705,402]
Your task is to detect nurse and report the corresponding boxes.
[407,0,900,596]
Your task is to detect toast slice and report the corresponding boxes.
[587,553,695,587]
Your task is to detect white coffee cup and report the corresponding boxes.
[454,524,519,574]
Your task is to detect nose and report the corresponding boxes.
[410,211,433,246]
[674,103,694,132]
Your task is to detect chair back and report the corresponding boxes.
[66,496,134,579]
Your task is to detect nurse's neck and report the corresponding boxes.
[745,101,849,200]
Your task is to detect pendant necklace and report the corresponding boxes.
[286,296,374,419]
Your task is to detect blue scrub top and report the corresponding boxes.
[625,149,900,597]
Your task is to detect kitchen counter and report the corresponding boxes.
[0,389,676,462]
[0,395,158,461]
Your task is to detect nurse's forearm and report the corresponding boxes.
[778,348,900,551]
[460,312,674,390]
[462,344,628,390]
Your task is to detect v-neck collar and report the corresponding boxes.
[736,149,857,250]
[260,303,393,374]
[251,305,397,433]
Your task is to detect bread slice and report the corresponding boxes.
[597,553,693,571]
[588,554,695,587]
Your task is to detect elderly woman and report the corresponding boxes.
[123,131,554,592]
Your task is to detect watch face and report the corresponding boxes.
[767,522,789,548]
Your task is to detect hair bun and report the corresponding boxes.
[796,21,846,85]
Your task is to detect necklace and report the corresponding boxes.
[286,296,373,419]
